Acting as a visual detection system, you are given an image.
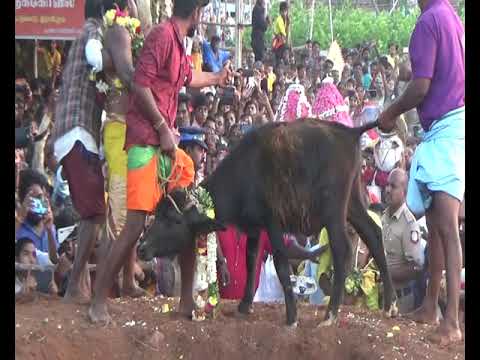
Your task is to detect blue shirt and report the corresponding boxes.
[16,222,58,253]
[202,41,230,73]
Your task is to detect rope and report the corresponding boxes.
[166,194,183,215]
[157,151,183,194]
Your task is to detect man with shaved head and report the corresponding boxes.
[382,169,424,314]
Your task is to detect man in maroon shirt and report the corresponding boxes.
[89,0,232,323]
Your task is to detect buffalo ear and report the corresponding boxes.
[190,213,226,236]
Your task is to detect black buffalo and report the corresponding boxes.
[138,119,397,326]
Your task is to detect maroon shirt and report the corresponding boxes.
[125,19,192,149]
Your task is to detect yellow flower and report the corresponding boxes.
[113,78,124,89]
[206,209,215,219]
[130,18,141,30]
[104,9,115,27]
[115,16,128,27]
[208,296,218,306]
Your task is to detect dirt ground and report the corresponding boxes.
[15,296,464,360]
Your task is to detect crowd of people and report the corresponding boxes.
[15,0,464,346]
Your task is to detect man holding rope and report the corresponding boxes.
[378,0,464,345]
[89,0,232,323]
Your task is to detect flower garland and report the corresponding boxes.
[274,84,312,122]
[90,5,144,101]
[189,186,220,321]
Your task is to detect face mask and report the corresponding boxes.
[26,212,43,226]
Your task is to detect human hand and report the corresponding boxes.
[377,109,396,133]
[127,0,139,19]
[43,198,54,228]
[308,245,329,263]
[48,278,58,296]
[18,190,35,223]
[56,254,72,276]
[218,61,236,87]
[218,260,230,287]
[24,271,37,292]
[158,124,177,162]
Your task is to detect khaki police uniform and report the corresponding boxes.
[382,203,424,313]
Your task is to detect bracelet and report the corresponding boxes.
[153,119,165,131]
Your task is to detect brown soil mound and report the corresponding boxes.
[15,297,464,360]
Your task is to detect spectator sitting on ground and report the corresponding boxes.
[15,237,58,302]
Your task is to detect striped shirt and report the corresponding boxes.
[51,18,104,147]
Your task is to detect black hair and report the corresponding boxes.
[346,78,355,85]
[84,0,103,19]
[296,64,305,71]
[205,116,216,124]
[325,59,334,66]
[306,39,312,44]
[18,169,50,203]
[173,0,210,19]
[353,61,362,69]
[388,42,399,51]
[279,1,288,12]
[312,41,320,47]
[178,93,191,106]
[211,35,221,44]
[193,93,208,109]
[369,203,386,215]
[15,237,35,258]
[54,205,80,229]
[103,0,128,10]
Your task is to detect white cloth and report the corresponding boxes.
[36,250,53,267]
[85,38,104,73]
[54,126,99,163]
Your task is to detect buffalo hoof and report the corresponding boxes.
[88,303,112,326]
[238,301,253,315]
[384,301,399,318]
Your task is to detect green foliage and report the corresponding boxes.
[243,2,465,53]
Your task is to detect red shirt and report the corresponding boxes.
[125,19,192,149]
[217,226,292,300]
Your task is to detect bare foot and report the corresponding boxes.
[122,285,148,298]
[63,288,91,305]
[88,302,112,325]
[427,321,462,346]
[405,305,439,326]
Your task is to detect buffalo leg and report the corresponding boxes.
[238,234,260,315]
[348,195,397,317]
[322,219,352,325]
[268,223,297,326]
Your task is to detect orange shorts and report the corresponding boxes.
[127,147,194,213]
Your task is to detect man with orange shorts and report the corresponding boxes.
[89,0,232,323]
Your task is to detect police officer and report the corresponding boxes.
[179,127,208,185]
[382,168,424,314]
